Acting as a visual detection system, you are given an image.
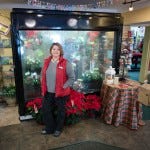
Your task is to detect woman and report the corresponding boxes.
[41,42,75,137]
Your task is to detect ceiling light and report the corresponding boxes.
[129,3,133,11]
[25,19,36,28]
[122,0,141,12]
[26,10,34,13]
[37,14,43,17]
[67,18,78,27]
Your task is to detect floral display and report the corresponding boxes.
[26,89,102,125]
[26,97,43,124]
[19,30,114,100]
[25,56,42,73]
[2,84,16,97]
[65,89,86,116]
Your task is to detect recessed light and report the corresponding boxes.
[26,10,33,13]
[67,18,78,27]
[25,19,36,28]
[37,14,43,17]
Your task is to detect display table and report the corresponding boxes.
[100,79,142,130]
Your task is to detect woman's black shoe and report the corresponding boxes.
[53,131,61,137]
[41,129,53,135]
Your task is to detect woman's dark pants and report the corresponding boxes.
[42,92,68,133]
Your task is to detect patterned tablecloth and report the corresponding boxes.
[100,79,142,130]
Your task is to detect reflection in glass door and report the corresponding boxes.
[19,30,115,102]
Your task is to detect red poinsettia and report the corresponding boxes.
[65,89,86,116]
[26,89,102,125]
[87,31,100,42]
[26,97,42,113]
[25,31,38,38]
[84,94,101,111]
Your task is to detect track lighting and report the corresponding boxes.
[129,2,133,11]
[123,0,141,12]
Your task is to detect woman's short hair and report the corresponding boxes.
[49,42,64,56]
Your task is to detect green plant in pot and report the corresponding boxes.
[81,68,103,92]
[2,84,16,106]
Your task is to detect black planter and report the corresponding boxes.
[83,80,102,93]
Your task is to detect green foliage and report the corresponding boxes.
[24,77,40,87]
[65,114,81,126]
[25,56,42,72]
[82,69,102,82]
[2,84,16,97]
[33,109,43,124]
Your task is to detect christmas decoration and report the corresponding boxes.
[26,89,102,125]
[27,0,115,11]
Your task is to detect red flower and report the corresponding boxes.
[84,95,101,111]
[33,98,43,109]
[65,89,86,116]
[26,101,34,108]
[26,90,102,121]
[26,97,43,110]
[26,31,38,38]
[87,31,100,42]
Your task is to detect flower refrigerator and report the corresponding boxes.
[11,8,123,119]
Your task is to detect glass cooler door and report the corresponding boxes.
[19,30,115,102]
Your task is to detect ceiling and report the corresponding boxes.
[0,0,150,13]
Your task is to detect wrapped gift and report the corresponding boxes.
[138,84,150,106]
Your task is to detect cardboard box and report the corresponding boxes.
[138,84,150,106]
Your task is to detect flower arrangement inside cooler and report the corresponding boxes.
[25,56,42,73]
[20,30,114,99]
[26,89,102,125]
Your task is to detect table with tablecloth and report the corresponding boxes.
[100,79,142,130]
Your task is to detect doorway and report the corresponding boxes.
[126,26,145,81]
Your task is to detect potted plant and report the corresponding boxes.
[25,89,102,125]
[2,84,16,106]
[81,69,102,91]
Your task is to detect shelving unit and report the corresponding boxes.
[0,55,3,102]
[0,36,14,84]
[0,34,15,104]
[0,36,4,102]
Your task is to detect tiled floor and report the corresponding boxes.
[0,104,20,127]
[0,105,150,150]
[128,71,139,81]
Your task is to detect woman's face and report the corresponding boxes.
[51,45,61,58]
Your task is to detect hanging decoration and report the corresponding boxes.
[0,13,10,35]
[0,23,10,35]
[27,0,117,11]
